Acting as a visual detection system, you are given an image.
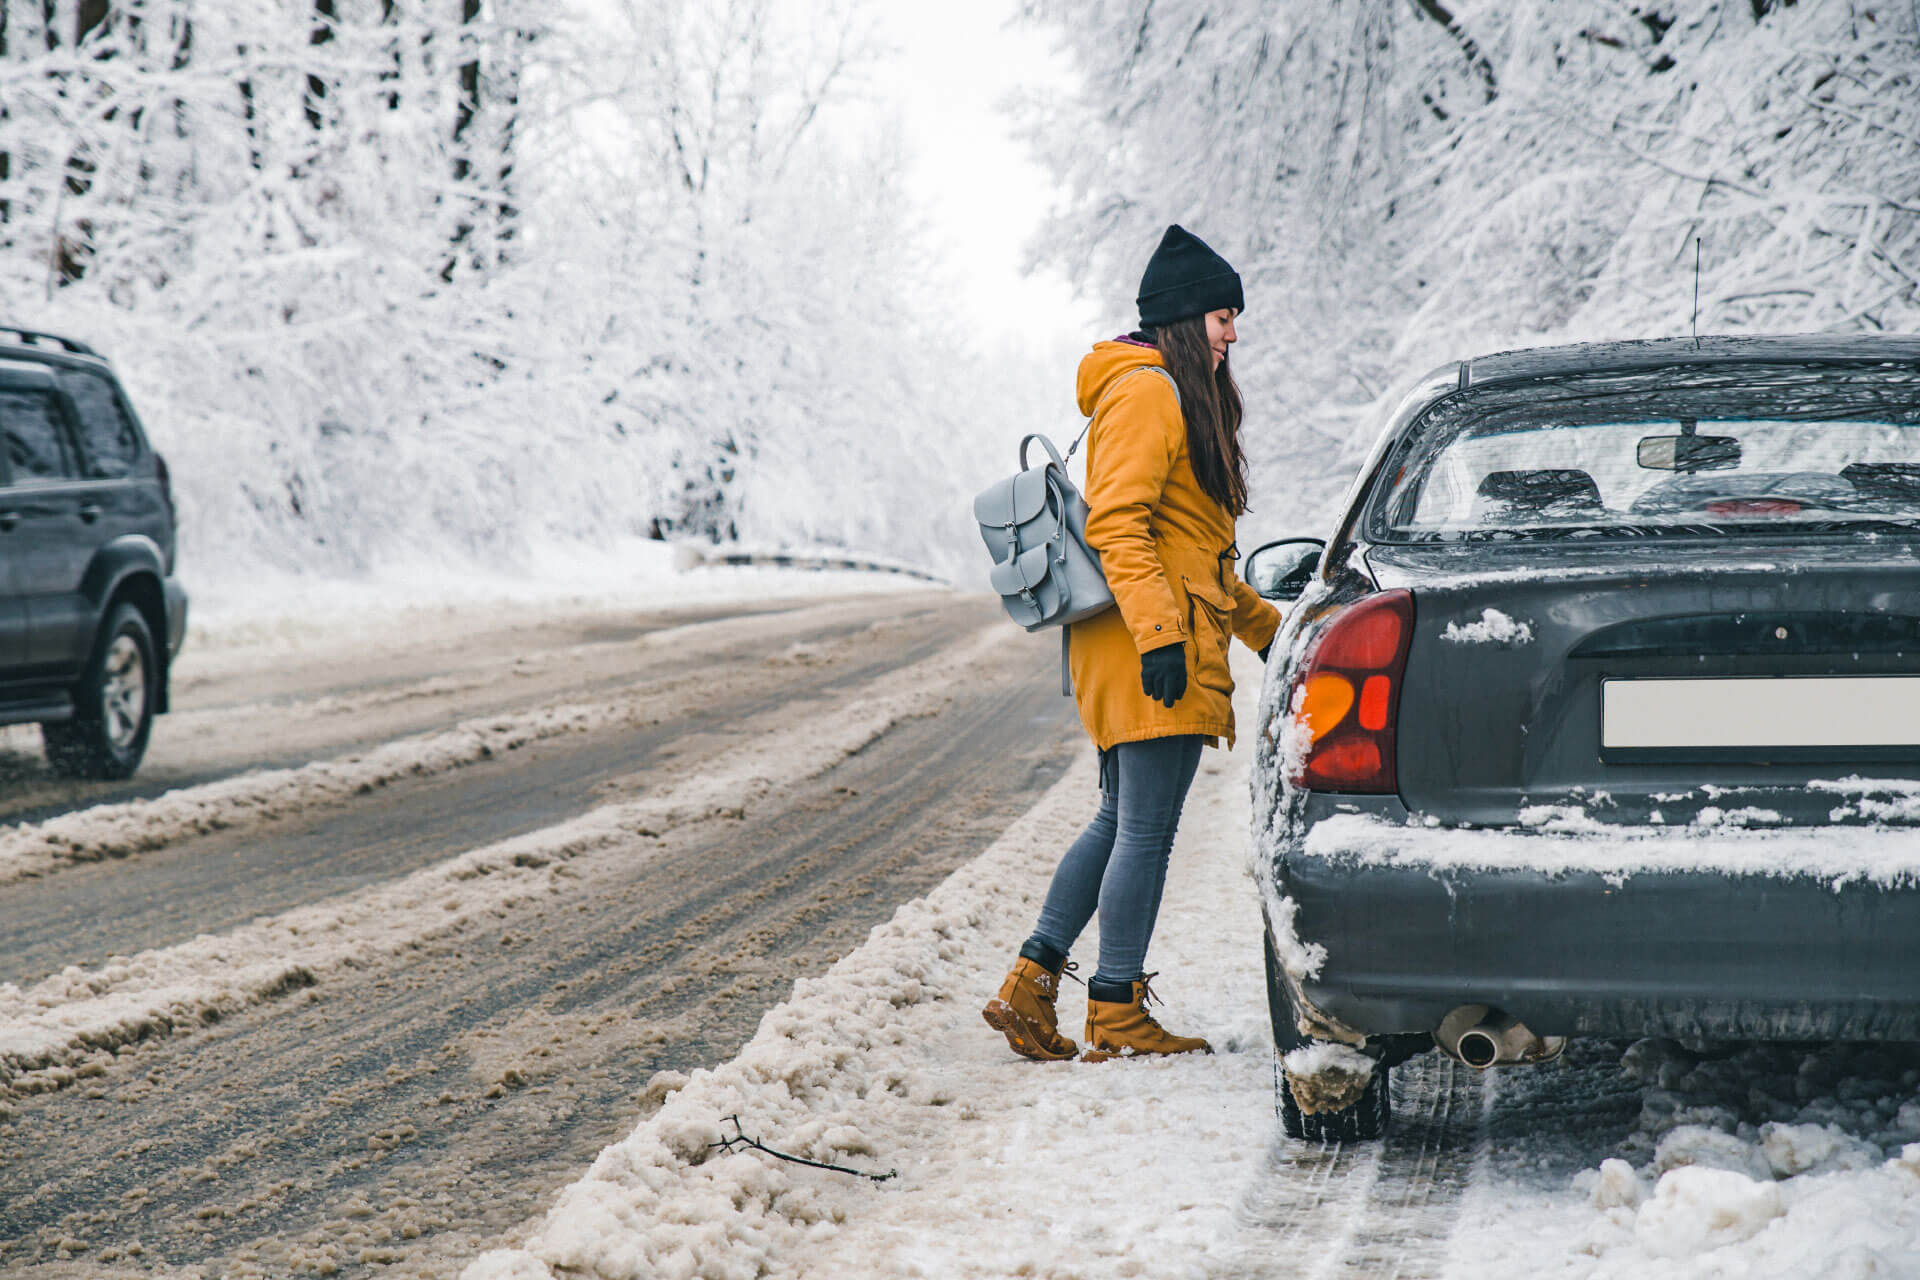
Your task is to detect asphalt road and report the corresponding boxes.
[0,590,1085,1276]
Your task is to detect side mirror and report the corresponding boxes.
[1637,433,1741,472]
[1244,538,1324,601]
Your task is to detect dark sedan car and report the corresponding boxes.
[1246,334,1920,1141]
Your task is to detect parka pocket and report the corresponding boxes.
[1182,574,1235,697]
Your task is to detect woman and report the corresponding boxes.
[982,224,1283,1063]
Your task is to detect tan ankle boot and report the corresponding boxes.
[1082,974,1211,1062]
[982,957,1079,1061]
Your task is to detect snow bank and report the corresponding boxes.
[185,536,934,654]
[1630,1165,1784,1258]
[1440,608,1534,646]
[0,626,1006,1099]
[1460,1039,1920,1278]
[0,697,630,886]
[466,653,1276,1280]
[1304,811,1920,888]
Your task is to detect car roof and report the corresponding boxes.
[0,326,111,377]
[1461,333,1920,389]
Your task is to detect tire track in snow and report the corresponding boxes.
[0,594,922,835]
[1333,1055,1485,1277]
[1215,1054,1484,1278]
[1215,1106,1380,1276]
[0,598,953,888]
[0,619,1017,1102]
[0,602,972,986]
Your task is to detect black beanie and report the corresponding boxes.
[1136,225,1244,329]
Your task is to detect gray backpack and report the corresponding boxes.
[972,366,1179,693]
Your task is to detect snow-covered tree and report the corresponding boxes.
[0,0,999,584]
[1018,0,1920,530]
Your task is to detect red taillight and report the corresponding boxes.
[1357,675,1391,731]
[1289,590,1414,794]
[1318,607,1404,668]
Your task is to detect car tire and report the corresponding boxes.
[1266,926,1391,1141]
[43,602,156,781]
[1280,1059,1391,1142]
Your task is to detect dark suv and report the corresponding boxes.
[0,327,186,779]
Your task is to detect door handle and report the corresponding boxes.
[0,511,16,531]
[77,503,101,523]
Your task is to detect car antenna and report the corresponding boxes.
[1691,234,1702,349]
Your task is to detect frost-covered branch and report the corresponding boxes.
[0,0,1001,583]
[1018,0,1920,530]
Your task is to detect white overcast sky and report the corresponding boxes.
[866,2,1101,341]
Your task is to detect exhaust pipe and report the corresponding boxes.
[1435,1004,1566,1069]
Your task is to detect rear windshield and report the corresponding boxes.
[1372,362,1920,542]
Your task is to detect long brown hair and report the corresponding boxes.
[1153,314,1248,516]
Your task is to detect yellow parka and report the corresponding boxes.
[1066,339,1283,750]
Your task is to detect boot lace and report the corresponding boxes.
[1137,972,1170,1031]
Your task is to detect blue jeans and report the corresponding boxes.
[1026,735,1206,987]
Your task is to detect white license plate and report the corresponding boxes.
[1602,676,1920,749]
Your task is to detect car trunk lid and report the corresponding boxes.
[1367,540,1920,826]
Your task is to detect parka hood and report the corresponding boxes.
[1076,339,1167,418]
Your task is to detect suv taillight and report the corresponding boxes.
[1289,590,1414,793]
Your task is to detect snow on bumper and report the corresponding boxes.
[1277,801,1920,1042]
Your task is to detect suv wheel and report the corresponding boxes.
[43,603,156,780]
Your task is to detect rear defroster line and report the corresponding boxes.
[1212,1054,1485,1279]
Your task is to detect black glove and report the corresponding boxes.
[1258,642,1272,663]
[1140,643,1187,708]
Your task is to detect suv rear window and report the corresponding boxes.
[0,389,77,482]
[62,370,142,478]
[1372,363,1920,542]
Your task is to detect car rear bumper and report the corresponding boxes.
[1276,794,1920,1042]
[164,577,188,659]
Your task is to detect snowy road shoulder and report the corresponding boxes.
[465,655,1281,1280]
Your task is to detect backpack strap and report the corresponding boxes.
[1067,365,1180,460]
[1056,366,1180,699]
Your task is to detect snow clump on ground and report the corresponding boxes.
[1457,1037,1920,1278]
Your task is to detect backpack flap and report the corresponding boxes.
[973,466,1056,561]
[988,540,1065,631]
